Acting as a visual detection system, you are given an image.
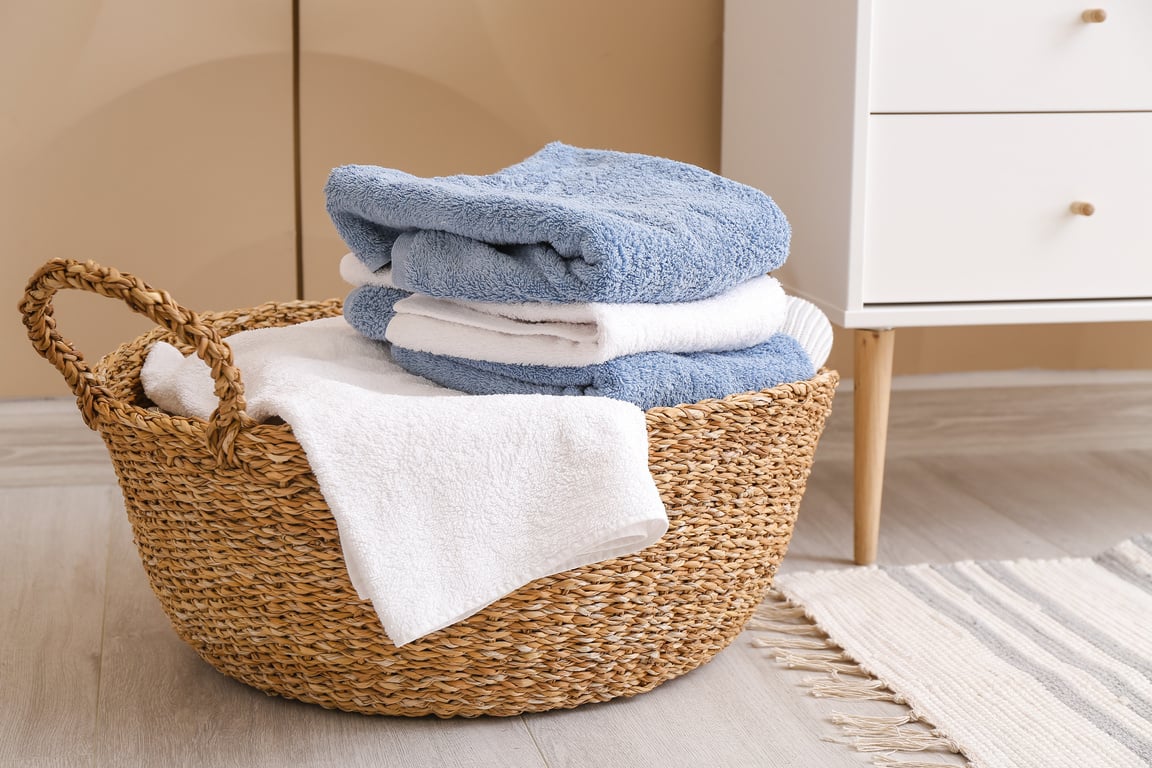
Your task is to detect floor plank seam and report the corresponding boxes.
[518,715,554,768]
[91,493,118,762]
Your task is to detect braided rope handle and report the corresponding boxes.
[19,258,253,463]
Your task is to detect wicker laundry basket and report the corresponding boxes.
[20,259,838,717]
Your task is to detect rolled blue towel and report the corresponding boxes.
[325,142,790,304]
[388,337,815,411]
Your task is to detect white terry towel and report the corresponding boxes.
[340,252,791,367]
[141,317,668,647]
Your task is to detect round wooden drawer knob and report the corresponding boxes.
[1070,201,1096,216]
[1081,9,1108,22]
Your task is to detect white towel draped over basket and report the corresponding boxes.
[141,316,668,647]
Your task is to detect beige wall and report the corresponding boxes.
[5,0,1149,399]
[2,0,295,399]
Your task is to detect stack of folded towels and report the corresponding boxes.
[327,142,832,410]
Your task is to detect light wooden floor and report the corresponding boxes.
[4,376,1151,768]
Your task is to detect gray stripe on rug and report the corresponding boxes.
[932,564,1152,725]
[979,561,1152,683]
[1095,543,1152,595]
[887,567,1152,761]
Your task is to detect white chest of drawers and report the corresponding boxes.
[721,0,1152,563]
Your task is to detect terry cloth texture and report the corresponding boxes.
[325,142,790,303]
[389,334,816,411]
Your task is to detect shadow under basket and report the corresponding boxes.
[20,258,838,717]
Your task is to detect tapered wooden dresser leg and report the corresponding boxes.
[853,328,895,565]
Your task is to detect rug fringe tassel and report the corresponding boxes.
[871,756,963,767]
[772,650,866,676]
[843,731,960,754]
[832,713,917,730]
[807,672,902,701]
[751,594,972,767]
[749,636,832,651]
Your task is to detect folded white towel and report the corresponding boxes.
[340,252,791,367]
[141,317,668,647]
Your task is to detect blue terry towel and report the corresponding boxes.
[325,142,791,304]
[342,284,411,340]
[388,337,815,411]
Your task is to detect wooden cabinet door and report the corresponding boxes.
[1,0,295,398]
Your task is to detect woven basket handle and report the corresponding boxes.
[19,258,253,463]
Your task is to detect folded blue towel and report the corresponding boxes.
[342,284,411,340]
[388,337,815,411]
[325,142,790,304]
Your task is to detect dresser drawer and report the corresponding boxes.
[862,113,1152,304]
[870,0,1152,112]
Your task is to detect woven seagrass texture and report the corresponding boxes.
[21,259,838,717]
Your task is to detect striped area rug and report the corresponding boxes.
[754,535,1152,768]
